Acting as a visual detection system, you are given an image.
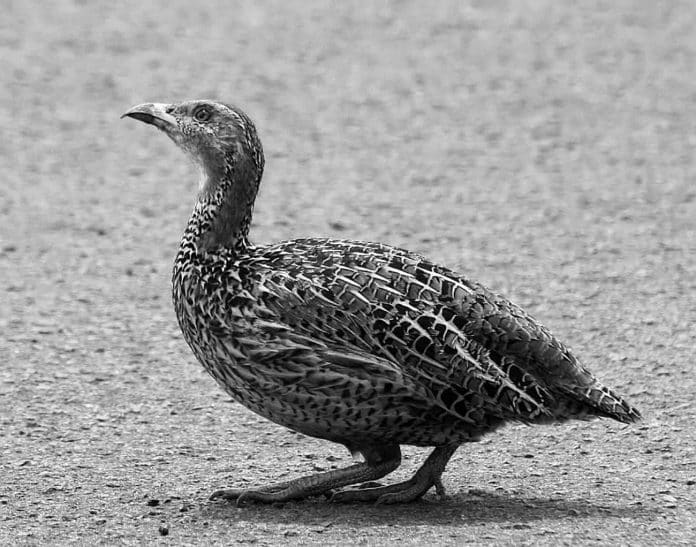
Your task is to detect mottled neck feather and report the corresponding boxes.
[183,154,260,255]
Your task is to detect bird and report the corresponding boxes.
[122,99,641,505]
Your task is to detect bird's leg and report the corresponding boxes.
[210,445,401,505]
[331,444,459,504]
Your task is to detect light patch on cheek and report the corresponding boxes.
[176,141,210,192]
[197,163,210,192]
[183,151,210,192]
[188,152,216,194]
[168,131,219,194]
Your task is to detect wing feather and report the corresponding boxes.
[215,237,636,424]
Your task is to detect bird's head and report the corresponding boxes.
[122,100,264,195]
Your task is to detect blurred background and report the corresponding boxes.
[1,1,694,543]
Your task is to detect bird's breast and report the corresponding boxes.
[172,257,255,370]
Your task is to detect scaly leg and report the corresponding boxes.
[331,444,459,504]
[210,445,401,505]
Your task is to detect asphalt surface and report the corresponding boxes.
[1,1,695,544]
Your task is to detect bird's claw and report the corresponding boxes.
[209,487,277,506]
[210,487,246,502]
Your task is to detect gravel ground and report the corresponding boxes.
[2,1,695,544]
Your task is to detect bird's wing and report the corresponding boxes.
[243,238,639,424]
[231,239,564,423]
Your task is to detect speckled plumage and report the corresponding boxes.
[124,100,640,504]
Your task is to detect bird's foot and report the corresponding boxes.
[331,445,458,504]
[330,472,442,504]
[210,482,306,506]
[209,456,401,506]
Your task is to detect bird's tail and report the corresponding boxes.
[563,381,642,424]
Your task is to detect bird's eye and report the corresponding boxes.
[193,106,212,122]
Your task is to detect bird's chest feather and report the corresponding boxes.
[171,255,320,415]
[172,255,260,374]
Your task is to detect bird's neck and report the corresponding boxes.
[181,163,259,256]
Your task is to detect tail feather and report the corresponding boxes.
[565,382,641,424]
[587,383,641,423]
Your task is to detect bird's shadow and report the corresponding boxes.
[199,489,646,528]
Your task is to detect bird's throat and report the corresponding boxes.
[186,168,256,254]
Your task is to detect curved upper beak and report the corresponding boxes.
[121,103,177,132]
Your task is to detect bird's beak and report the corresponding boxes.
[121,103,177,132]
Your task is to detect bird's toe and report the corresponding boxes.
[330,487,381,503]
[209,487,247,501]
